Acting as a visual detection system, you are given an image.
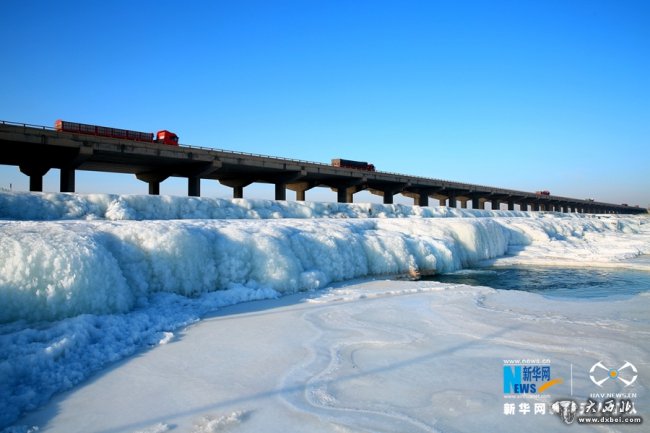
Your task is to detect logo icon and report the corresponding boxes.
[551,400,578,425]
[503,363,562,394]
[589,361,638,387]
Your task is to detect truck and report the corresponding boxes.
[535,190,550,196]
[54,120,179,146]
[331,158,376,172]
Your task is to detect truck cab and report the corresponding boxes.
[156,130,179,146]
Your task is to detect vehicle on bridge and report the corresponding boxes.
[535,190,550,196]
[331,158,376,171]
[54,120,179,146]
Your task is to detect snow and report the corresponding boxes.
[1,192,649,432]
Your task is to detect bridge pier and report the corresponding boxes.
[381,187,407,204]
[367,185,407,205]
[287,181,316,202]
[402,188,434,207]
[136,172,169,195]
[19,164,51,192]
[60,168,76,193]
[491,199,500,210]
[471,197,486,210]
[186,161,222,197]
[459,199,468,209]
[219,179,253,199]
[275,182,286,201]
[335,186,357,203]
[329,180,366,204]
[296,189,306,201]
[448,194,457,208]
[336,188,346,203]
[188,176,201,197]
[58,147,93,193]
[404,189,429,206]
[507,200,515,211]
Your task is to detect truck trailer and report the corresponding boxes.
[331,158,376,172]
[54,120,179,146]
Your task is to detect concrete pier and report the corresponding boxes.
[19,164,50,192]
[188,176,201,197]
[60,168,76,193]
[275,182,286,201]
[136,173,169,195]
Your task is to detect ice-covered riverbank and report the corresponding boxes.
[2,193,647,324]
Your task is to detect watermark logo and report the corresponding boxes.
[548,360,643,426]
[503,359,562,394]
[589,361,638,387]
[551,400,578,425]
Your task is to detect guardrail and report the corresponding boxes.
[0,119,56,131]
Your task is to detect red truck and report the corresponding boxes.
[331,158,376,171]
[535,190,550,196]
[54,120,179,146]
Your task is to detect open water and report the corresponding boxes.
[428,262,650,299]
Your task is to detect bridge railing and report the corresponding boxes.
[0,120,56,131]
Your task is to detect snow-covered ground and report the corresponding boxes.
[1,192,649,432]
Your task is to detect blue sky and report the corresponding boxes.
[1,0,648,206]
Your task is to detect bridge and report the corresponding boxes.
[0,120,644,214]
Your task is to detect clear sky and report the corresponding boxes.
[1,0,648,206]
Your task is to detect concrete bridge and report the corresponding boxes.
[0,121,644,214]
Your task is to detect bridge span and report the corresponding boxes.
[0,121,644,214]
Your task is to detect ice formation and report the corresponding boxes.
[0,191,648,429]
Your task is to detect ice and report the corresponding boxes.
[11,281,650,433]
[2,215,647,324]
[1,192,649,431]
[0,191,530,221]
